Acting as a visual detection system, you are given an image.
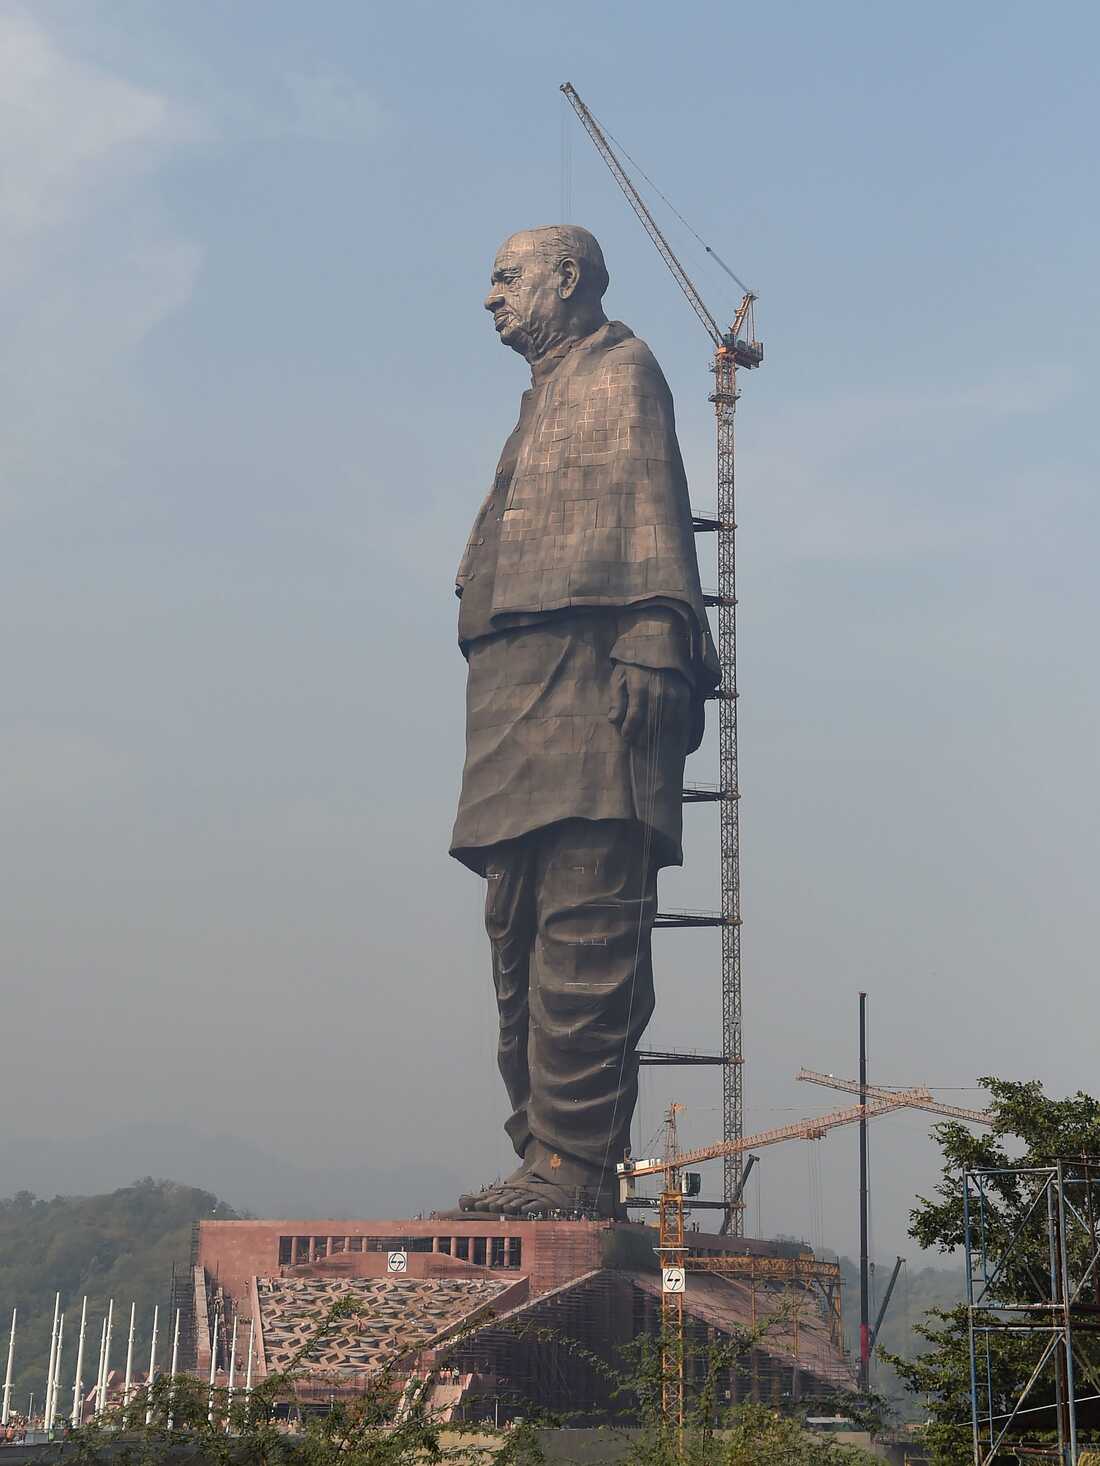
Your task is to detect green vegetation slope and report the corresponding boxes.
[0,1180,238,1412]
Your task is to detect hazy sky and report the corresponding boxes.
[2,0,1097,1262]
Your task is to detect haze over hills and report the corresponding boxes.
[0,1124,464,1222]
[838,1255,963,1420]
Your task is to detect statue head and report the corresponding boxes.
[485,226,609,363]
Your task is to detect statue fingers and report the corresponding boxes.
[607,663,628,728]
[619,669,648,744]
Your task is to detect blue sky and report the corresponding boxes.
[2,0,1097,1261]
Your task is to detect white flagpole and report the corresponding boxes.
[43,1293,60,1431]
[1,1307,16,1426]
[207,1311,220,1425]
[243,1318,255,1403]
[143,1305,159,1427]
[52,1312,68,1429]
[47,1311,65,1430]
[166,1310,180,1431]
[93,1318,107,1418]
[122,1302,136,1408]
[225,1317,238,1431]
[70,1298,88,1428]
[98,1300,114,1418]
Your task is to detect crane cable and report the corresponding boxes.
[560,93,573,223]
[588,108,753,299]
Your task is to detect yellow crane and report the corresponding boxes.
[619,1087,934,1431]
[621,1078,991,1432]
[795,1069,994,1126]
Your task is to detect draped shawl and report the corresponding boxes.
[456,320,720,692]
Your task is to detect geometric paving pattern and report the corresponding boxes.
[257,1277,512,1375]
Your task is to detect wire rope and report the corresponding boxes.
[595,118,752,297]
[560,96,573,223]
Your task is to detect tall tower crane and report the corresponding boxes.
[561,82,763,1234]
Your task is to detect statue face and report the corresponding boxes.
[484,233,576,359]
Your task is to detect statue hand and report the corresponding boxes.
[608,663,690,746]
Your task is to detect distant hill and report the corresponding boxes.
[0,1129,476,1419]
[837,1253,964,1419]
[0,1181,237,1412]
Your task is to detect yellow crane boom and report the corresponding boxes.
[631,1087,932,1432]
[560,82,725,347]
[795,1069,994,1126]
[618,1085,934,1190]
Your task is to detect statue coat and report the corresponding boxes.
[451,320,717,874]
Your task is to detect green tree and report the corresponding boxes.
[720,1403,880,1465]
[64,1300,885,1466]
[886,1076,1100,1465]
[0,1179,237,1409]
[608,1322,880,1466]
[71,1299,553,1466]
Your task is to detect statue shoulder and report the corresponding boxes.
[585,323,672,397]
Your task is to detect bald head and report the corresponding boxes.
[485,226,610,363]
[516,226,609,300]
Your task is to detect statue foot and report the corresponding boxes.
[456,1145,620,1218]
[457,1185,505,1212]
[489,1174,618,1219]
[458,1160,532,1213]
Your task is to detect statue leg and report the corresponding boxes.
[458,836,538,1211]
[488,818,658,1217]
[486,839,537,1159]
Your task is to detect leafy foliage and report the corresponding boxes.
[884,1077,1100,1465]
[0,1179,237,1409]
[719,1403,881,1465]
[604,1316,881,1466]
[69,1303,881,1466]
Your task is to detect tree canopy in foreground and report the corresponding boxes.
[887,1076,1100,1465]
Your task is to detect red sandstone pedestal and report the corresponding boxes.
[183,1216,855,1422]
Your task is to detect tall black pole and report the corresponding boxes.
[858,991,870,1392]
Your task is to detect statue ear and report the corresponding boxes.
[557,257,581,300]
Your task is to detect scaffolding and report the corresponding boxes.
[168,1224,200,1373]
[965,1160,1100,1464]
[688,1253,845,1359]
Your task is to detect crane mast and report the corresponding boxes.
[561,82,762,1231]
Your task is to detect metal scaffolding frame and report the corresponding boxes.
[965,1160,1100,1464]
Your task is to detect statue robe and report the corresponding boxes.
[451,320,718,873]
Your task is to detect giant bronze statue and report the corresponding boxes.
[451,226,718,1218]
